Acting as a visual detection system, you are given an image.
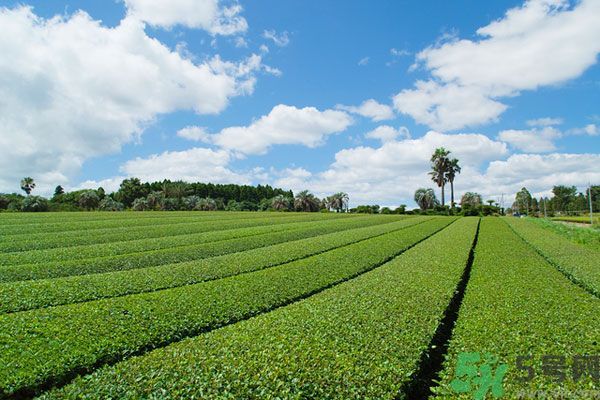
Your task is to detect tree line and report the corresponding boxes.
[0,177,353,213]
[510,185,599,216]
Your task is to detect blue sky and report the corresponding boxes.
[0,0,598,207]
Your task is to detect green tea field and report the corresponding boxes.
[0,212,598,399]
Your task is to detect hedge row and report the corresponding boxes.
[0,213,359,253]
[0,216,402,283]
[434,218,600,398]
[504,217,600,297]
[1,214,379,266]
[0,210,332,236]
[38,217,478,400]
[0,217,422,313]
[0,217,454,397]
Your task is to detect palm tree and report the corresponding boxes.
[20,177,36,196]
[446,158,461,208]
[294,190,320,212]
[271,195,291,211]
[414,188,437,211]
[429,148,450,206]
[338,192,349,212]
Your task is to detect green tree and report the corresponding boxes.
[514,187,532,215]
[551,185,577,213]
[429,148,450,206]
[414,188,437,211]
[326,192,349,212]
[116,178,146,208]
[21,195,49,212]
[294,190,321,212]
[78,190,100,211]
[20,177,36,196]
[446,158,461,208]
[461,192,482,208]
[98,197,124,211]
[195,197,217,211]
[53,185,65,197]
[271,195,291,211]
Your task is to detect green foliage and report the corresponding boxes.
[351,204,380,214]
[20,195,49,212]
[0,216,371,282]
[98,197,124,211]
[20,177,36,195]
[294,190,322,212]
[0,217,415,313]
[436,218,600,398]
[131,197,149,211]
[0,217,453,397]
[37,217,473,400]
[78,190,100,211]
[505,217,600,296]
[0,195,9,210]
[414,188,438,211]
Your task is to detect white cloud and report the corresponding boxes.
[483,153,600,199]
[273,131,599,208]
[123,0,248,34]
[234,36,248,48]
[358,57,370,66]
[177,126,211,142]
[0,6,261,193]
[526,117,563,127]
[393,81,507,131]
[394,0,600,131]
[121,147,250,184]
[336,99,394,122]
[498,126,562,152]
[259,44,269,54]
[273,131,509,206]
[390,48,410,57]
[568,123,599,136]
[209,105,353,155]
[262,30,290,47]
[365,126,410,143]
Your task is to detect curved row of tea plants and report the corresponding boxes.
[38,218,479,400]
[0,217,453,397]
[504,217,600,297]
[0,215,381,266]
[434,218,600,398]
[0,216,399,283]
[0,213,356,253]
[0,218,424,313]
[0,211,327,236]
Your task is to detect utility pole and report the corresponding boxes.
[543,197,547,219]
[589,183,594,225]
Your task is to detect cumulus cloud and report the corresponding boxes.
[498,126,562,152]
[123,0,248,34]
[526,117,563,127]
[0,6,261,193]
[394,0,600,131]
[336,99,394,122]
[365,126,410,143]
[568,123,599,136]
[273,131,509,206]
[358,57,370,66]
[208,105,353,155]
[262,30,290,46]
[120,147,250,184]
[177,126,211,142]
[274,131,599,207]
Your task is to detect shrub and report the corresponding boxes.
[21,196,49,212]
[131,198,149,211]
[98,197,124,211]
